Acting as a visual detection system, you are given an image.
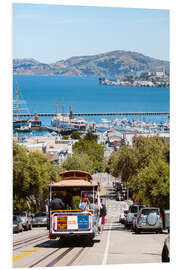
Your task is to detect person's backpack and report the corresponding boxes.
[102,204,107,216]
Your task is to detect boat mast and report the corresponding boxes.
[15,82,19,120]
[55,101,58,129]
[69,103,72,129]
[62,100,64,130]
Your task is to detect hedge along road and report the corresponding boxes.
[13,174,167,267]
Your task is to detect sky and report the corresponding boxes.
[13,4,169,64]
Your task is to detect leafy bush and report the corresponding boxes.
[106,136,169,209]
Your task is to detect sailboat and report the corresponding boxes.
[13,82,41,132]
[51,102,88,133]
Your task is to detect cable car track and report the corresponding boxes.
[28,244,87,267]
[29,247,61,268]
[46,247,75,267]
[14,232,93,267]
[66,246,85,266]
[30,246,86,267]
[13,233,48,250]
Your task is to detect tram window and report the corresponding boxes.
[76,172,86,178]
[63,172,74,178]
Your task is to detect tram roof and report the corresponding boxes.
[49,170,98,188]
[59,170,93,182]
[49,179,98,188]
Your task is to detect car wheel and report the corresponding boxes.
[135,227,140,234]
[162,244,169,262]
[127,224,131,229]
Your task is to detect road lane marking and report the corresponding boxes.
[102,222,112,265]
[13,247,41,262]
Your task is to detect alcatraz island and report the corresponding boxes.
[99,71,169,88]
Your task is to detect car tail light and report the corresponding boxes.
[160,214,162,219]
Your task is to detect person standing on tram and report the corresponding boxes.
[98,198,107,234]
[50,193,65,210]
[90,198,99,235]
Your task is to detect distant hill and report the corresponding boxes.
[13,50,169,77]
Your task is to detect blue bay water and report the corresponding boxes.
[13,75,169,125]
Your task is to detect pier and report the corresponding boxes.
[13,111,170,118]
[13,111,170,135]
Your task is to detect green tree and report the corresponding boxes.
[106,136,170,209]
[133,136,168,168]
[128,159,169,209]
[13,141,62,212]
[71,130,81,140]
[13,142,31,203]
[84,131,97,141]
[72,138,104,172]
[106,145,138,180]
[63,153,94,174]
[62,135,69,140]
[27,151,61,210]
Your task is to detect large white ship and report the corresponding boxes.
[51,115,88,131]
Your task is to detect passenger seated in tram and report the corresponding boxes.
[79,194,90,210]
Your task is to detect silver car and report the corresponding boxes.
[120,209,129,224]
[14,211,32,231]
[13,215,23,233]
[135,207,163,233]
[32,212,48,227]
[125,205,145,229]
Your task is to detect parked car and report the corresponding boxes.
[125,205,145,229]
[14,211,32,231]
[135,207,163,234]
[13,215,23,233]
[32,212,48,227]
[116,191,123,201]
[115,182,122,192]
[162,210,170,233]
[119,209,129,224]
[132,214,138,231]
[162,235,170,262]
[132,205,146,230]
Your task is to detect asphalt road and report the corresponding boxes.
[13,173,167,267]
